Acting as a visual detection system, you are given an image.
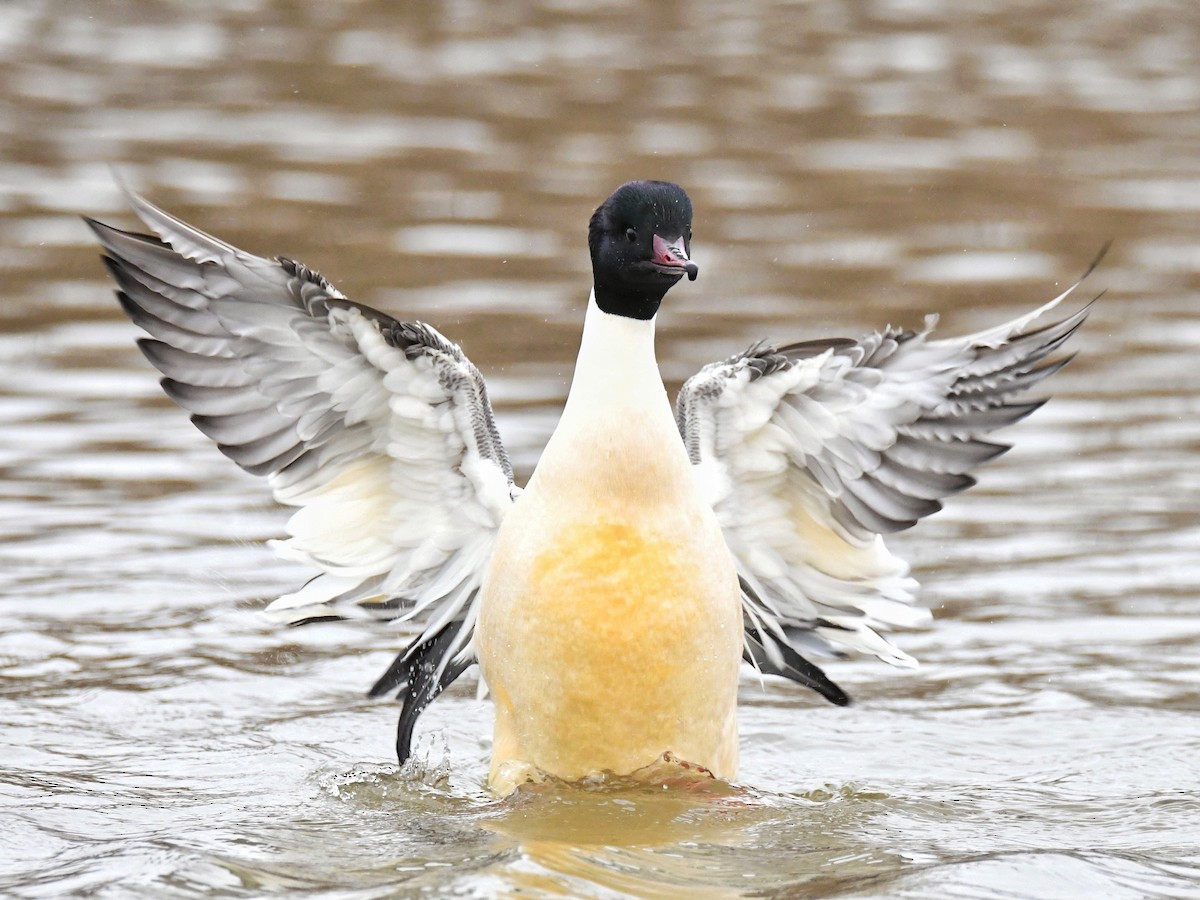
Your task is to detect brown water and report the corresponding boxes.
[2,1,1199,897]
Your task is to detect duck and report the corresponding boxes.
[86,180,1095,793]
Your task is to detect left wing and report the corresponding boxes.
[677,268,1099,701]
[87,190,516,762]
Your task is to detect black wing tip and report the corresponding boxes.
[1081,240,1112,281]
[800,664,852,707]
[776,336,858,359]
[826,685,852,707]
[367,659,407,699]
[979,439,1013,464]
[1028,352,1077,384]
[288,614,346,627]
[1007,396,1049,424]
[744,625,853,707]
[135,337,171,368]
[82,214,123,240]
[277,255,336,294]
[81,214,107,235]
[82,214,164,251]
[158,377,190,405]
[114,288,139,318]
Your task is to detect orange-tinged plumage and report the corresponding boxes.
[477,297,742,794]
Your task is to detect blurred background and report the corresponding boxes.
[2,1,1198,897]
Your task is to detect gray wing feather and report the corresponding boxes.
[678,268,1097,674]
[87,191,517,719]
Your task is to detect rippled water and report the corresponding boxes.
[2,1,1199,897]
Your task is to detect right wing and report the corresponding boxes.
[87,190,516,762]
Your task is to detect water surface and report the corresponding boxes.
[2,1,1199,897]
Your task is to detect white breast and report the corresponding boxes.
[475,295,743,793]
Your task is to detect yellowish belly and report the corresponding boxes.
[478,515,742,793]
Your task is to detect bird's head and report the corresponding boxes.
[588,180,697,320]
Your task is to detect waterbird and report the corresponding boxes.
[86,181,1097,793]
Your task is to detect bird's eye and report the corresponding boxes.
[624,227,638,243]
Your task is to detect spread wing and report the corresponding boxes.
[677,267,1099,702]
[87,190,515,762]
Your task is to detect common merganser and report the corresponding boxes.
[86,181,1095,793]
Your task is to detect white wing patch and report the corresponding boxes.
[266,309,512,624]
[679,348,924,669]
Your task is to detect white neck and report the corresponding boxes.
[562,291,662,414]
[529,292,689,503]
